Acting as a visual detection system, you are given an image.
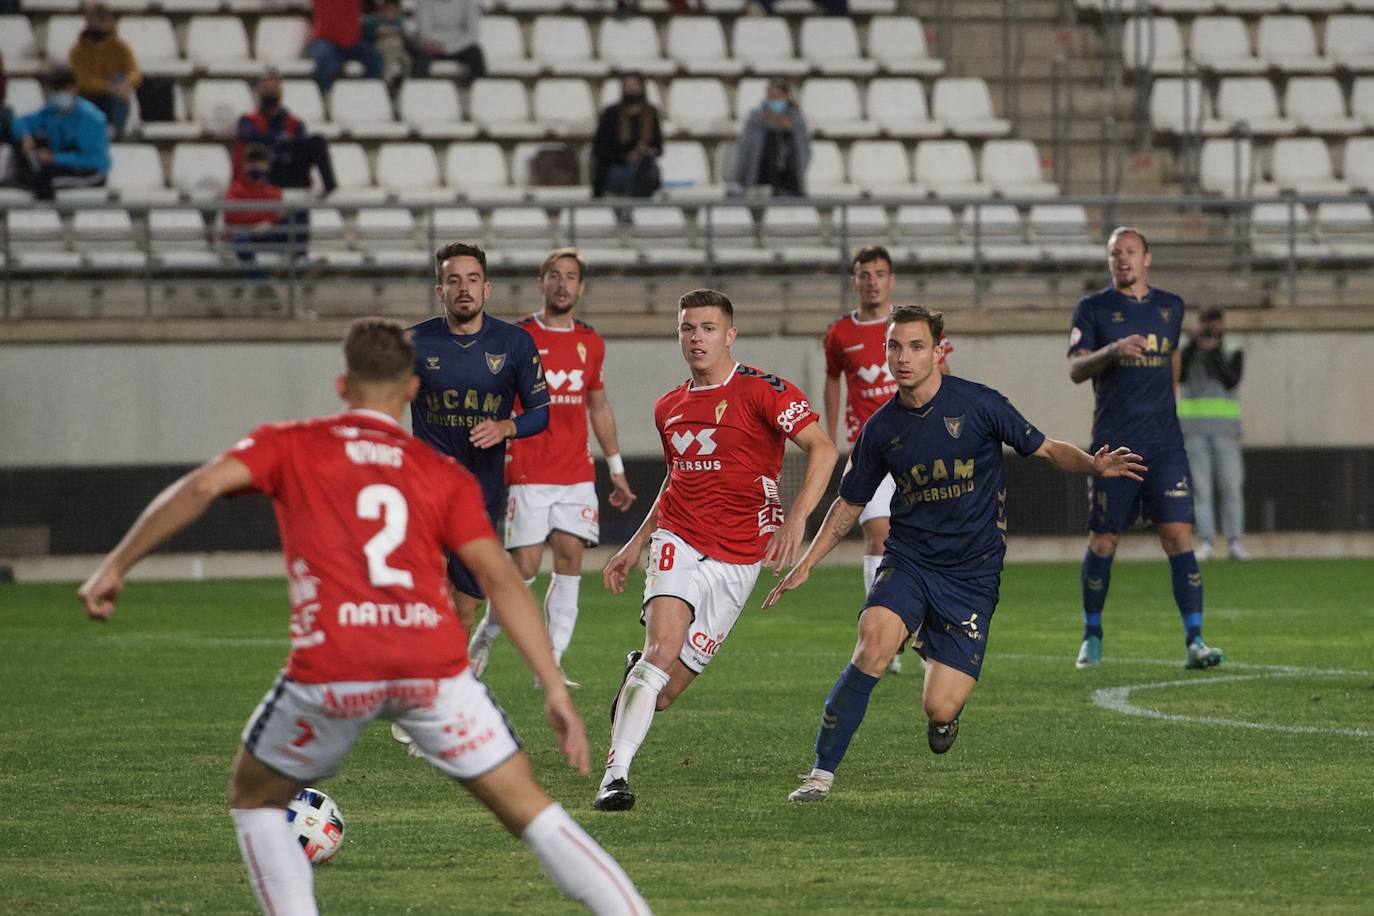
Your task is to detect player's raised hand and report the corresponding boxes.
[762,515,807,575]
[1093,444,1147,481]
[1113,334,1149,360]
[78,564,124,621]
[542,688,590,775]
[762,563,810,609]
[608,474,637,512]
[602,543,639,594]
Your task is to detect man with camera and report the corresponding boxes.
[1179,307,1247,561]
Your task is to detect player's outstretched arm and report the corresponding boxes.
[602,471,667,594]
[1033,439,1147,481]
[762,496,863,609]
[1068,336,1146,384]
[587,389,636,511]
[463,536,590,775]
[762,423,838,575]
[78,456,254,621]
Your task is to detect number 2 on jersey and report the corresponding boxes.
[357,484,414,589]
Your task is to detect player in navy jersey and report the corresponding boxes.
[1067,227,1224,671]
[764,306,1145,802]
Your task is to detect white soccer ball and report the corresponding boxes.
[286,787,346,864]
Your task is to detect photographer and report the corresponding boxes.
[1179,307,1247,561]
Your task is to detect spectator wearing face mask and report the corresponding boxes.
[11,67,110,200]
[68,2,141,138]
[733,79,810,197]
[591,72,662,198]
[224,142,290,283]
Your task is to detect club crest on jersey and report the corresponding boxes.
[944,416,964,439]
[425,356,440,370]
[485,352,506,374]
[576,341,587,363]
[1158,307,1172,322]
[1112,311,1125,322]
[715,399,728,423]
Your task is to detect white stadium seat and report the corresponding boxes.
[799,78,876,139]
[867,16,944,76]
[1030,204,1102,264]
[731,18,809,77]
[254,16,313,78]
[866,78,943,139]
[356,208,422,268]
[701,205,769,267]
[531,17,608,78]
[376,143,449,203]
[631,206,703,267]
[7,79,46,118]
[510,141,591,203]
[895,204,972,264]
[489,207,554,269]
[762,205,831,265]
[170,143,233,200]
[469,79,544,139]
[1256,15,1333,74]
[398,80,478,140]
[445,142,525,202]
[913,139,991,198]
[964,204,1038,263]
[186,16,258,76]
[931,78,1011,137]
[1199,137,1277,195]
[1344,137,1374,191]
[658,140,720,200]
[598,17,675,77]
[559,206,637,267]
[329,80,408,139]
[1270,138,1349,194]
[1352,79,1374,129]
[600,78,664,110]
[149,209,219,267]
[328,142,387,204]
[847,140,925,198]
[733,78,770,122]
[43,16,85,64]
[1150,78,1227,135]
[1316,202,1374,259]
[800,19,878,77]
[75,210,141,269]
[1216,78,1298,135]
[834,204,892,242]
[281,79,338,139]
[1249,203,1328,261]
[665,18,744,77]
[0,16,43,75]
[8,209,71,269]
[804,140,861,198]
[1189,17,1267,74]
[533,80,598,138]
[483,17,540,78]
[1284,78,1363,135]
[1121,16,1186,74]
[432,207,485,239]
[1324,16,1374,73]
[980,140,1059,198]
[108,143,178,203]
[665,78,734,136]
[192,79,253,137]
[120,16,193,77]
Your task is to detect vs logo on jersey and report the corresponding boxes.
[485,352,506,374]
[856,363,894,384]
[670,428,717,456]
[546,369,585,392]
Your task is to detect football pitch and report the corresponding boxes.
[3,558,1372,915]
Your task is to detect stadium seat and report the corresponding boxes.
[444,142,525,202]
[1150,78,1227,136]
[834,204,893,243]
[598,17,674,77]
[119,16,193,77]
[326,142,386,204]
[731,18,809,77]
[980,140,1058,198]
[531,17,608,78]
[867,16,944,76]
[483,16,540,78]
[1352,79,1374,128]
[800,79,876,139]
[630,206,704,267]
[160,0,222,12]
[0,16,43,75]
[532,80,598,138]
[170,143,233,199]
[1341,137,1374,191]
[847,140,926,198]
[1030,204,1102,263]
[558,206,637,267]
[375,143,449,203]
[1189,17,1266,74]
[502,0,565,13]
[658,140,720,200]
[1315,202,1374,259]
[1271,138,1348,193]
[329,80,407,139]
[805,140,862,198]
[186,16,258,77]
[1256,15,1333,74]
[1121,16,1186,74]
[964,204,1038,263]
[307,207,363,268]
[508,141,591,202]
[137,84,199,140]
[1249,202,1328,261]
[800,19,878,77]
[42,16,85,64]
[1216,78,1298,135]
[397,80,477,140]
[894,204,972,264]
[74,209,141,268]
[733,77,769,122]
[701,205,770,267]
[7,79,46,119]
[192,79,254,138]
[913,139,992,198]
[254,17,313,78]
[665,18,744,77]
[1199,137,1277,195]
[1284,78,1362,135]
[931,78,1011,137]
[356,208,423,268]
[108,143,178,204]
[431,206,485,239]
[149,209,219,267]
[665,78,734,137]
[489,207,554,269]
[7,209,71,269]
[1149,0,1215,12]
[469,79,544,139]
[278,79,337,139]
[599,77,664,110]
[1324,16,1374,73]
[866,78,943,139]
[762,205,831,265]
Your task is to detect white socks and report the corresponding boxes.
[232,807,317,916]
[862,555,882,596]
[602,660,670,786]
[522,803,650,915]
[471,575,537,651]
[544,573,582,665]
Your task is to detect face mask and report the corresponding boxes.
[259,94,281,111]
[51,92,76,112]
[766,98,788,113]
[622,92,645,105]
[247,167,270,181]
[83,28,108,41]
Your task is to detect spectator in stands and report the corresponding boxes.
[591,72,662,199]
[1,50,12,156]
[68,3,141,139]
[364,0,410,90]
[224,143,290,286]
[733,79,810,197]
[11,68,110,200]
[409,0,486,80]
[309,0,383,93]
[746,0,848,13]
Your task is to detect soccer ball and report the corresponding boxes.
[286,788,346,864]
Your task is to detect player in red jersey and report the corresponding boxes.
[592,289,838,811]
[822,245,951,674]
[77,320,650,916]
[468,248,638,685]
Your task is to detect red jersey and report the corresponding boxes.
[311,0,362,47]
[227,410,495,684]
[824,311,953,447]
[506,315,605,486]
[654,363,819,564]
[223,176,283,226]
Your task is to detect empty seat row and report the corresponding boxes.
[1086,2,1374,16]
[1151,75,1374,134]
[1249,200,1374,260]
[1198,135,1374,192]
[1124,14,1374,74]
[13,0,899,16]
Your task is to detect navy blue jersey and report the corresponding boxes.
[839,376,1046,578]
[1068,286,1185,451]
[409,315,550,514]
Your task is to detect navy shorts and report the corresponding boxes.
[446,501,505,600]
[864,558,1001,680]
[1088,441,1195,533]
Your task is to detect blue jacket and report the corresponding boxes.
[12,98,111,173]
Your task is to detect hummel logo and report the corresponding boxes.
[843,343,865,352]
[665,413,686,425]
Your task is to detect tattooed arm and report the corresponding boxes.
[761,496,864,608]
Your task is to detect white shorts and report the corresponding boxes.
[858,473,898,524]
[505,482,600,549]
[641,528,761,673]
[241,669,521,782]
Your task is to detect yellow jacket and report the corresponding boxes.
[69,33,142,97]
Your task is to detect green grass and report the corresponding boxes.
[3,559,1373,914]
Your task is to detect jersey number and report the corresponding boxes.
[357,484,415,589]
[657,541,676,571]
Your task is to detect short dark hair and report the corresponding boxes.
[852,245,893,273]
[1199,306,1225,323]
[1107,226,1150,253]
[888,304,945,342]
[678,288,734,321]
[243,143,271,164]
[344,319,415,382]
[47,68,76,93]
[435,242,487,281]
